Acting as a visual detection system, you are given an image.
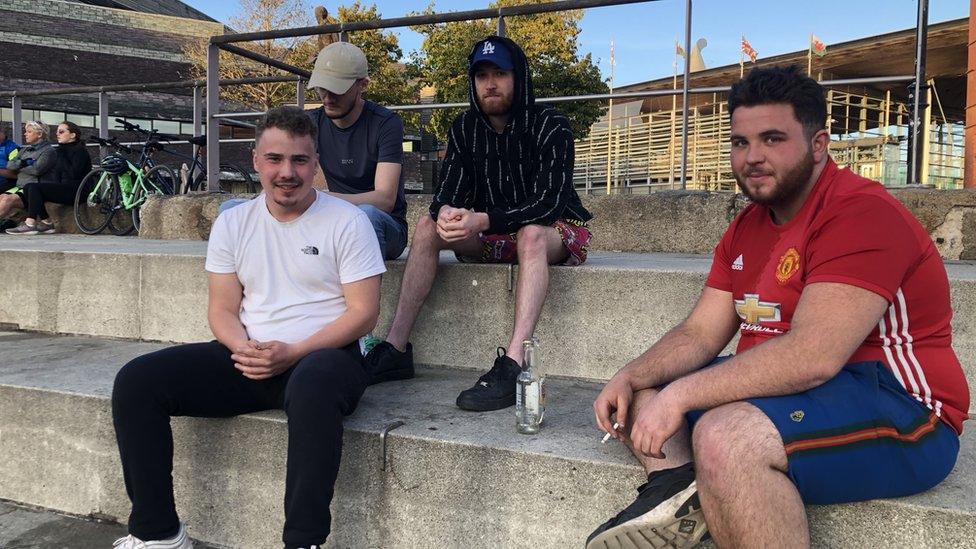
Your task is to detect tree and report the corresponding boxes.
[183,0,318,111]
[410,0,609,141]
[334,2,417,111]
[182,1,416,113]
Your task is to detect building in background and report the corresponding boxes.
[576,18,968,194]
[0,0,224,134]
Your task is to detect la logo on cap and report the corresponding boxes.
[482,41,495,55]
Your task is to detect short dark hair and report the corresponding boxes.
[59,121,83,142]
[728,65,827,137]
[254,106,317,145]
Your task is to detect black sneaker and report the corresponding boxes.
[456,347,520,411]
[363,341,414,385]
[585,463,707,549]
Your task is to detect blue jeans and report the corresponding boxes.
[218,198,406,260]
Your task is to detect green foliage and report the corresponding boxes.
[335,2,418,112]
[183,1,416,116]
[410,0,609,141]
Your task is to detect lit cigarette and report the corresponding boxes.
[601,422,621,444]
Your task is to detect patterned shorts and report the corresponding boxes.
[455,219,592,266]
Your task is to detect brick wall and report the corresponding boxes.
[0,9,193,55]
[2,0,223,38]
[1,42,190,86]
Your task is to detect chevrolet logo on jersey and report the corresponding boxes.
[734,294,781,324]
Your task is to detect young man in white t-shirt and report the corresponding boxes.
[111,106,386,549]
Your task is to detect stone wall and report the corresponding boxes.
[1,0,222,38]
[0,0,221,119]
[138,189,976,261]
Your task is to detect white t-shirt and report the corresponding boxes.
[205,191,386,344]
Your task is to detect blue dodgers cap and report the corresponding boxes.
[470,38,514,71]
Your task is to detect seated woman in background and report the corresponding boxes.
[6,121,92,235]
[0,123,19,192]
[0,120,56,232]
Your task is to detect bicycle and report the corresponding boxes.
[109,119,256,194]
[73,132,176,235]
[172,134,257,194]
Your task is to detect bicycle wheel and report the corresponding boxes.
[146,164,178,195]
[73,168,118,235]
[131,165,176,233]
[220,163,258,193]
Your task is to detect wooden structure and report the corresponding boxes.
[576,17,969,193]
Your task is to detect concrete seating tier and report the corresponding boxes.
[139,189,976,260]
[1,236,975,394]
[0,331,973,548]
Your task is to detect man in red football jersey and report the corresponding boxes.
[586,65,969,549]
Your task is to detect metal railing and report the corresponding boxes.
[1,74,301,166]
[204,0,932,191]
[205,0,667,189]
[4,0,933,191]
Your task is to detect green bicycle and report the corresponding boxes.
[74,136,176,235]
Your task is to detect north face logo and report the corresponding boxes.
[482,41,495,55]
[302,246,319,255]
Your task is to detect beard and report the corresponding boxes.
[734,148,815,209]
[478,93,513,116]
[323,99,356,120]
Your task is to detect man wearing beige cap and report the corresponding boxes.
[222,42,408,261]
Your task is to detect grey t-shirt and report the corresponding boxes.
[308,101,407,228]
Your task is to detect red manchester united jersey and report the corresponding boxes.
[706,159,970,434]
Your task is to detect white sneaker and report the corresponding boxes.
[112,522,194,549]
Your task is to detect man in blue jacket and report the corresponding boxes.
[0,123,19,190]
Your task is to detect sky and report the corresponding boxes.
[184,0,969,87]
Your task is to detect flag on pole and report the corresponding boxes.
[675,41,685,57]
[810,34,827,57]
[740,36,757,63]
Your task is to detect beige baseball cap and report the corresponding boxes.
[308,42,368,95]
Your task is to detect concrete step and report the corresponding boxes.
[0,332,973,548]
[140,190,976,261]
[1,235,976,396]
[0,500,220,549]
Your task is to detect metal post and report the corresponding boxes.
[192,85,203,161]
[497,15,506,37]
[11,97,22,145]
[907,0,929,185]
[98,92,109,158]
[206,43,221,192]
[296,80,306,109]
[679,0,692,190]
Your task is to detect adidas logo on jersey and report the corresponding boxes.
[731,254,744,271]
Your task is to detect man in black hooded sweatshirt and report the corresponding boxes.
[364,36,593,411]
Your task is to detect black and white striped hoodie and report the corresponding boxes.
[428,36,592,235]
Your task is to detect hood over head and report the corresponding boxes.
[467,36,534,134]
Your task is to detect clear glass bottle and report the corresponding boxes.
[516,337,545,434]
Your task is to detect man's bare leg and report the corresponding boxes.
[693,402,808,548]
[384,214,481,351]
[624,388,694,471]
[0,194,23,219]
[506,224,568,363]
[585,388,701,549]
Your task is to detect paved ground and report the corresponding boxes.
[0,501,218,549]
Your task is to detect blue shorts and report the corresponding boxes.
[686,357,960,505]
